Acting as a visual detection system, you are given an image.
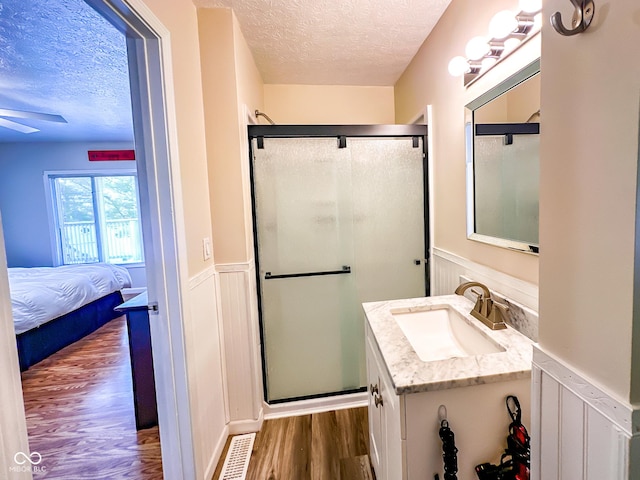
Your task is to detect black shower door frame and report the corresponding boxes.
[248,124,430,404]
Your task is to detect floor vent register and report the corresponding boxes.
[219,432,256,480]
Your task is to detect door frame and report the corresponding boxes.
[0,0,196,477]
[247,124,430,404]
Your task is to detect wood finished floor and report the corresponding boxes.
[20,316,163,479]
[212,407,373,480]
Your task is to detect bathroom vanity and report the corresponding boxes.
[364,295,533,479]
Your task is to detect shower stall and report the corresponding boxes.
[248,125,429,403]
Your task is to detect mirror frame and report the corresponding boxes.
[464,58,540,255]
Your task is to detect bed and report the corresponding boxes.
[10,263,132,371]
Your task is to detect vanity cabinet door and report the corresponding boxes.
[379,352,405,480]
[366,335,384,478]
[366,329,406,480]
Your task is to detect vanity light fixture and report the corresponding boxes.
[448,0,542,86]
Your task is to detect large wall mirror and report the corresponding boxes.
[465,59,540,254]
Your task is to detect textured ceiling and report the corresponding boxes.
[195,0,453,86]
[0,0,132,142]
[0,0,452,142]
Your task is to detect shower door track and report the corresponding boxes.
[249,123,427,141]
[248,124,430,405]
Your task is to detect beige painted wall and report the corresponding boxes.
[394,0,540,286]
[507,74,540,123]
[131,1,226,478]
[232,13,265,262]
[143,0,214,278]
[539,0,640,403]
[474,74,540,123]
[263,85,395,124]
[198,8,264,264]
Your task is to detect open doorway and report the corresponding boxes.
[0,0,195,477]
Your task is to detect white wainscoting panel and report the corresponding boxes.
[532,346,636,480]
[432,248,539,311]
[186,266,228,480]
[217,262,263,434]
[432,248,539,340]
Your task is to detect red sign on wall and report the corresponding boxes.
[88,150,136,161]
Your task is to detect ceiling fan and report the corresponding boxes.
[0,108,67,134]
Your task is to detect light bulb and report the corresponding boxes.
[465,37,490,61]
[448,56,470,77]
[518,0,542,13]
[489,10,518,39]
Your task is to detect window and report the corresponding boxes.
[50,173,143,265]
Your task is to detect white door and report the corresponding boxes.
[0,0,196,478]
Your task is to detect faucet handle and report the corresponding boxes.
[489,300,509,324]
[482,297,493,318]
[469,289,484,313]
[470,288,494,316]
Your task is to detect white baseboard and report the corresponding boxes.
[204,424,230,480]
[264,392,368,420]
[227,409,264,435]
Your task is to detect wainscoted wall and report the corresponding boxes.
[531,347,639,479]
[216,261,263,433]
[433,248,640,477]
[186,266,228,480]
[432,248,539,341]
[432,247,538,310]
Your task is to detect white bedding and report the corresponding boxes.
[9,263,132,335]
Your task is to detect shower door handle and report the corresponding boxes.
[265,265,351,280]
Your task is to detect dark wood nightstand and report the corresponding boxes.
[115,290,158,430]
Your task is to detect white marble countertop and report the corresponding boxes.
[363,295,534,395]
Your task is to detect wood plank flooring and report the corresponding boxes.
[20,316,163,479]
[212,407,373,480]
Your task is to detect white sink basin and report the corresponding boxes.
[390,306,505,362]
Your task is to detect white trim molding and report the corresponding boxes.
[264,392,368,420]
[188,264,217,290]
[57,0,198,478]
[216,261,252,273]
[432,247,538,311]
[531,346,639,479]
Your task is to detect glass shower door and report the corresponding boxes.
[350,137,426,303]
[253,138,360,402]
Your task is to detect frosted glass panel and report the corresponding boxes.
[253,138,353,275]
[262,275,360,400]
[253,138,358,401]
[350,138,425,303]
[474,134,539,244]
[252,135,426,402]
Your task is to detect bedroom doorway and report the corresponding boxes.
[0,0,195,478]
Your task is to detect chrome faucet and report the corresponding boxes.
[454,281,508,330]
